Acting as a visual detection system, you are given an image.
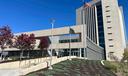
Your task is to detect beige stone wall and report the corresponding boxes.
[101,0,126,60]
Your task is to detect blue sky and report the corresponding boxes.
[0,0,127,38]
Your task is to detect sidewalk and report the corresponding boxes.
[0,69,20,76]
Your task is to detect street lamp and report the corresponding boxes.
[48,18,55,69]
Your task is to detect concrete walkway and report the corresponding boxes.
[0,69,20,76]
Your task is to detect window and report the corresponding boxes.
[109,45,114,47]
[107,21,111,23]
[106,15,110,17]
[105,6,110,8]
[108,33,112,35]
[108,39,113,41]
[106,10,110,12]
[107,27,112,29]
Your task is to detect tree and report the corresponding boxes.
[38,36,51,57]
[38,36,52,69]
[0,26,13,61]
[15,33,36,63]
[122,49,128,62]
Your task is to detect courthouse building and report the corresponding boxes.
[1,0,126,60]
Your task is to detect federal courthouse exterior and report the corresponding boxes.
[76,0,126,60]
[2,0,126,60]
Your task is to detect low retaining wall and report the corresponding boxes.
[0,57,52,69]
[20,56,77,75]
[0,56,77,76]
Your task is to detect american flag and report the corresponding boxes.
[93,0,97,2]
[84,3,91,8]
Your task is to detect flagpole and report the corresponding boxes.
[81,0,87,59]
[69,26,72,60]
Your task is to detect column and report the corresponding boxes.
[79,48,82,57]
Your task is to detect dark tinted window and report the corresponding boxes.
[108,39,113,41]
[107,21,111,23]
[96,3,105,48]
[106,10,110,12]
[108,33,112,35]
[109,45,114,47]
[106,15,110,17]
[105,6,110,8]
[107,27,112,29]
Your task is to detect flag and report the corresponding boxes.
[69,28,75,34]
[84,3,91,8]
[93,0,97,2]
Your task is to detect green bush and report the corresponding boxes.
[122,50,128,62]
[104,61,117,73]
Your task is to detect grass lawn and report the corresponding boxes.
[26,59,88,76]
[26,59,116,76]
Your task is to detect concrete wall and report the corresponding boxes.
[86,38,104,60]
[20,56,77,75]
[0,56,77,75]
[15,25,82,38]
[0,57,53,69]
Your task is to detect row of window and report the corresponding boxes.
[105,5,111,23]
[106,7,112,30]
[105,5,114,48]
[59,39,80,43]
[105,5,110,12]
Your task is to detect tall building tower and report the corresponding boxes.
[76,0,126,60]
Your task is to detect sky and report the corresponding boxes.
[0,0,127,38]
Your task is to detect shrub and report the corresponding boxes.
[122,50,128,62]
[104,61,117,73]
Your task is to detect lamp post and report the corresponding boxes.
[48,19,55,69]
